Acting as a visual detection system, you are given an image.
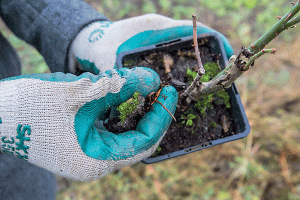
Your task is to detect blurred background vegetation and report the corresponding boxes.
[1,0,300,199]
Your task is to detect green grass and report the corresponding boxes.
[1,1,300,199]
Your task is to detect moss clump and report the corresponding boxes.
[187,62,231,116]
[122,59,136,68]
[195,93,214,115]
[117,91,141,123]
[186,68,197,80]
[200,62,220,82]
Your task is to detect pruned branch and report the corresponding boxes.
[187,48,277,99]
[182,1,300,101]
[181,14,205,101]
[192,14,205,75]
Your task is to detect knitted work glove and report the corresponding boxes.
[68,14,234,74]
[0,67,178,181]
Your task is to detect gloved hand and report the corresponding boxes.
[68,14,234,74]
[0,67,178,181]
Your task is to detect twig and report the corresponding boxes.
[243,48,276,70]
[180,14,205,101]
[192,14,205,75]
[163,54,173,74]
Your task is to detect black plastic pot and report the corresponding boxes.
[116,32,250,164]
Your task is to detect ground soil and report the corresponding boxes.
[106,42,235,157]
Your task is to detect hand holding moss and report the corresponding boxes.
[104,91,148,133]
[0,67,178,181]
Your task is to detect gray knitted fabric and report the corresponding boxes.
[0,0,109,73]
[0,152,57,200]
[0,32,56,200]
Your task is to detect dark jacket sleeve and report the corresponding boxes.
[0,0,109,73]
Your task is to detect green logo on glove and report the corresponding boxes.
[89,21,112,43]
[1,124,31,161]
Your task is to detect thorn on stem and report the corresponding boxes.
[291,2,295,6]
[272,48,277,54]
[285,13,293,21]
[277,16,282,19]
[251,44,255,49]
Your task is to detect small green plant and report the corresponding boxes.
[117,91,141,123]
[180,113,197,126]
[152,146,162,157]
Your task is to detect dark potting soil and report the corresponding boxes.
[112,44,235,157]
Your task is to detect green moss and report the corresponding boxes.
[200,62,220,82]
[186,68,198,79]
[123,59,136,68]
[187,62,231,116]
[215,90,231,109]
[117,91,141,123]
[195,94,214,115]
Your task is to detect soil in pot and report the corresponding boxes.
[104,41,236,157]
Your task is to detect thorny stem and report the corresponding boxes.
[279,14,300,33]
[249,0,300,53]
[185,1,300,100]
[244,49,276,70]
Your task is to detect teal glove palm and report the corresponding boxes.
[0,67,178,181]
[68,14,234,74]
